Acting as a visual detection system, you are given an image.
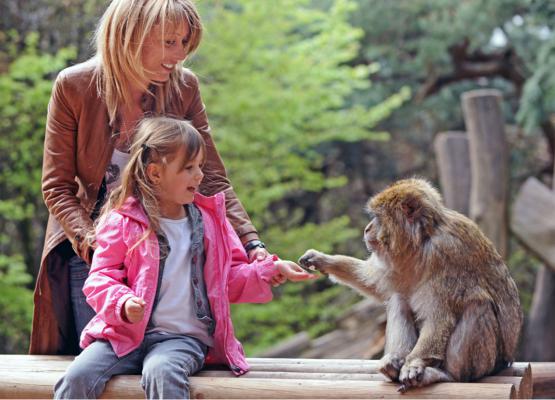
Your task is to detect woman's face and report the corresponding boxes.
[141,21,190,84]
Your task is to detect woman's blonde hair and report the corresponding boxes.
[96,116,205,250]
[94,0,203,125]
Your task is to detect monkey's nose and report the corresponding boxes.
[364,223,372,235]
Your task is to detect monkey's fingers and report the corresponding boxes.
[397,384,408,394]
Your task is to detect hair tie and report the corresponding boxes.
[140,143,150,163]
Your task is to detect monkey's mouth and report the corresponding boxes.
[364,237,380,254]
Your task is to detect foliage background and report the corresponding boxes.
[0,0,553,356]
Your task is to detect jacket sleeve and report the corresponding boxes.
[83,213,135,326]
[224,218,279,304]
[185,72,259,245]
[41,71,94,260]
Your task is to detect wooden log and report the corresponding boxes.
[479,376,530,399]
[198,369,384,381]
[529,362,555,399]
[0,355,532,378]
[496,362,532,378]
[0,371,517,399]
[433,131,471,216]
[511,177,555,270]
[462,89,509,258]
[0,355,536,399]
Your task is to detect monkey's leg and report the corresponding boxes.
[444,302,499,382]
[299,249,385,299]
[379,294,418,382]
[399,311,456,389]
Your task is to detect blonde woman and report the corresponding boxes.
[32,0,273,356]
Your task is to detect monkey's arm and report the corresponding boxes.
[379,293,418,381]
[299,249,387,301]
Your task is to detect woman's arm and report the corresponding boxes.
[42,72,94,262]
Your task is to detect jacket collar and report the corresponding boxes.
[117,192,227,225]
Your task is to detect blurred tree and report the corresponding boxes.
[0,33,76,352]
[192,0,409,352]
[351,0,554,175]
[195,0,408,245]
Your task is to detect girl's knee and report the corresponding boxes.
[54,367,93,399]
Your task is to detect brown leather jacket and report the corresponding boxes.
[30,59,258,355]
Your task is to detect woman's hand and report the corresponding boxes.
[272,259,317,286]
[123,297,146,323]
[248,246,269,262]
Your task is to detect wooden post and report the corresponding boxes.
[462,89,509,258]
[518,150,555,363]
[433,131,471,215]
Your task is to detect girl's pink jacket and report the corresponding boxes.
[80,192,279,375]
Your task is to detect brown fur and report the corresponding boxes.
[299,178,523,391]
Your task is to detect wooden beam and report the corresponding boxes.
[433,131,471,216]
[0,370,517,399]
[511,177,555,270]
[462,89,509,258]
[0,356,538,399]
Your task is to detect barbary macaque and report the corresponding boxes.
[299,178,522,391]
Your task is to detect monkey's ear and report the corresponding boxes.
[401,195,422,222]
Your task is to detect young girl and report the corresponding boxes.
[54,116,315,399]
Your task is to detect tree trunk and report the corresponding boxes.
[461,89,509,258]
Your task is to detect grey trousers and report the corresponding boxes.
[54,332,207,399]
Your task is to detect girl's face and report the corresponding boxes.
[152,147,204,219]
[141,21,190,84]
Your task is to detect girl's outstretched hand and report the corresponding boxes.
[273,259,318,286]
[123,296,146,324]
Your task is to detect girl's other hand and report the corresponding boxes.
[123,297,146,324]
[275,260,317,284]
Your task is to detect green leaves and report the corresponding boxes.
[0,37,75,353]
[192,0,402,353]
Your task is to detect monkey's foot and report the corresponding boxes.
[378,353,405,382]
[399,358,426,388]
[398,360,452,390]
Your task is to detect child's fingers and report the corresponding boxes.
[131,297,146,307]
[288,270,318,282]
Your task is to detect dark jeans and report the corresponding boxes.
[68,255,96,347]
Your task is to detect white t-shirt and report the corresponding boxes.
[149,215,213,347]
[105,148,131,194]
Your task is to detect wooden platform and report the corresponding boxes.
[0,355,550,399]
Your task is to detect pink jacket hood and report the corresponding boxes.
[80,192,279,375]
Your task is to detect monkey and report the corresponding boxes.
[299,178,523,392]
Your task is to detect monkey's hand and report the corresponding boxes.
[378,353,405,382]
[398,358,427,392]
[298,249,333,274]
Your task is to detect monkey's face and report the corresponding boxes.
[363,206,400,257]
[365,179,444,256]
[363,210,383,253]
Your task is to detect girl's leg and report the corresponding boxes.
[68,254,96,343]
[54,340,142,399]
[141,333,207,399]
